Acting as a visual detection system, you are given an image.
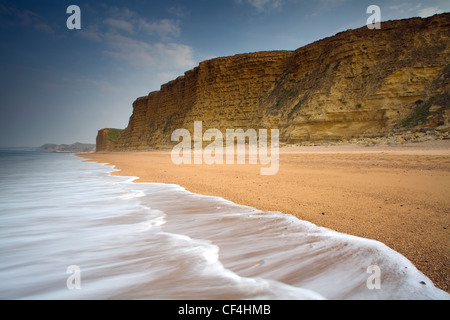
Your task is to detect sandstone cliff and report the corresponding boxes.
[96,128,123,152]
[97,13,450,151]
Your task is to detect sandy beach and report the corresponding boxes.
[79,140,450,293]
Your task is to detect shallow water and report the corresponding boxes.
[0,150,447,300]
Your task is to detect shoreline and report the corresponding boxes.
[78,140,450,293]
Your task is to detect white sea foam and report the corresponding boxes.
[0,151,448,300]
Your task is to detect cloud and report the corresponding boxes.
[168,5,190,18]
[104,18,135,34]
[100,5,180,40]
[418,7,444,18]
[384,2,446,20]
[236,0,283,12]
[0,5,54,34]
[98,5,182,40]
[386,3,421,14]
[106,5,137,20]
[33,22,54,34]
[102,33,195,70]
[138,19,181,40]
[77,4,193,72]
[78,26,103,42]
[312,0,349,13]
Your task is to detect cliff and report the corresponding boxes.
[96,128,123,152]
[97,13,450,151]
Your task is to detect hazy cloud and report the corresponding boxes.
[168,5,190,18]
[104,18,135,34]
[99,5,181,40]
[386,3,421,14]
[418,7,444,18]
[77,4,193,73]
[102,32,195,70]
[138,19,181,40]
[385,2,446,20]
[313,0,349,12]
[78,26,103,42]
[106,5,137,20]
[0,5,54,34]
[236,0,284,12]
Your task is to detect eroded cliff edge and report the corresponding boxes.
[97,13,450,151]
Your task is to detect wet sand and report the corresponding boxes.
[79,140,450,293]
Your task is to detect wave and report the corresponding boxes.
[0,151,447,300]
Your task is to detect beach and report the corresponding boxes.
[79,140,450,293]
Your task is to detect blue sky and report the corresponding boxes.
[0,0,449,147]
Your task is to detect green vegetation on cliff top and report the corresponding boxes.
[108,129,124,142]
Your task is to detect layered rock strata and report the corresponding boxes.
[97,13,450,151]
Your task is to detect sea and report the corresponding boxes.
[0,149,448,300]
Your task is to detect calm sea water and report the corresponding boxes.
[0,150,448,300]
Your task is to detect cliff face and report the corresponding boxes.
[115,51,294,150]
[269,14,450,143]
[98,13,450,151]
[96,128,121,152]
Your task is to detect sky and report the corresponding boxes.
[0,0,449,147]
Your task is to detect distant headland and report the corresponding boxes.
[37,142,95,153]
